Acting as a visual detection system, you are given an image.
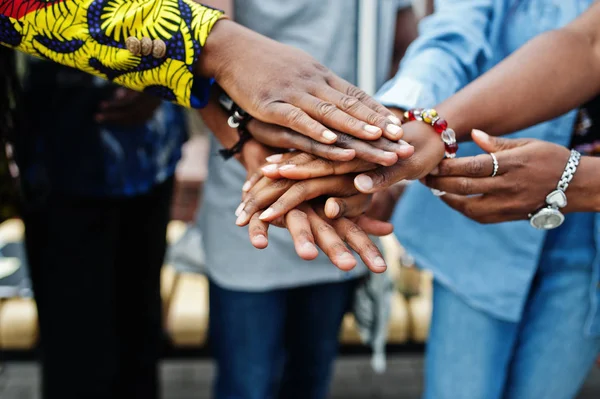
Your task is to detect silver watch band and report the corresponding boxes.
[556,149,581,192]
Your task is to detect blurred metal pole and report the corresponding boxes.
[357,0,377,95]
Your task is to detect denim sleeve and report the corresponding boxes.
[377,0,496,110]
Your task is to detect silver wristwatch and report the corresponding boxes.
[529,149,581,230]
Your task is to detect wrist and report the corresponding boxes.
[566,156,600,213]
[196,17,234,78]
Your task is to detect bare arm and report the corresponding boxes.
[437,2,600,139]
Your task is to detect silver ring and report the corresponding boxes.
[490,153,499,177]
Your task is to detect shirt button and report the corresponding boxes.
[140,37,153,56]
[125,37,141,56]
[152,39,167,58]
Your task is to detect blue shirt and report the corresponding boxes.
[377,0,600,335]
[18,59,187,198]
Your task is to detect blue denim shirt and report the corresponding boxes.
[19,59,188,198]
[377,0,600,336]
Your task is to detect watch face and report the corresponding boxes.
[530,208,565,230]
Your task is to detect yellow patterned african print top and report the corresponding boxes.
[0,0,224,108]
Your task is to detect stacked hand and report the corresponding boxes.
[227,119,446,272]
[422,130,587,224]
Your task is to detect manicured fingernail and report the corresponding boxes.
[259,208,274,220]
[242,181,252,192]
[386,124,402,137]
[431,189,446,197]
[325,201,341,218]
[278,164,296,171]
[261,164,278,173]
[472,129,487,140]
[373,256,387,269]
[235,202,245,217]
[323,130,337,142]
[388,115,402,125]
[355,175,374,192]
[364,124,381,135]
[266,154,284,163]
[253,234,268,246]
[430,167,439,176]
[235,211,247,226]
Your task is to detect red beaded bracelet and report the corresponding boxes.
[404,108,458,159]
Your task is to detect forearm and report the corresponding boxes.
[437,3,600,140]
[1,0,224,108]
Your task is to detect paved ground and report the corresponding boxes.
[1,356,599,398]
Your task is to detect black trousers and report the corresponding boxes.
[23,178,174,399]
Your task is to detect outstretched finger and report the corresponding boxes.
[248,212,270,249]
[312,85,403,140]
[304,206,357,271]
[330,217,387,273]
[284,208,319,260]
[267,102,339,144]
[258,175,358,222]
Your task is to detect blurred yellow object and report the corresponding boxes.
[166,273,209,347]
[0,298,39,350]
[0,218,24,244]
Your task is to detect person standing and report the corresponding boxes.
[197,1,416,398]
[17,58,187,399]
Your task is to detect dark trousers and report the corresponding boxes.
[209,278,358,399]
[23,178,174,399]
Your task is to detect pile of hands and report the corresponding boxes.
[106,23,575,274]
[195,26,580,273]
[203,79,576,273]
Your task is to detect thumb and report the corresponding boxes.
[471,129,526,153]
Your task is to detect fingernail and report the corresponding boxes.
[266,154,284,163]
[336,252,356,269]
[430,167,439,176]
[261,164,278,173]
[388,115,402,125]
[322,130,337,142]
[242,181,252,192]
[472,129,487,140]
[325,201,341,218]
[431,189,446,197]
[386,124,402,137]
[235,211,247,226]
[383,151,397,160]
[259,208,274,220]
[235,202,245,217]
[373,256,387,269]
[341,149,355,157]
[253,234,268,246]
[278,164,296,171]
[355,175,374,192]
[364,125,381,135]
[302,241,317,252]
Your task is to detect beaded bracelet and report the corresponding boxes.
[404,108,458,159]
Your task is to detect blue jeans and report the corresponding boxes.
[425,213,600,399]
[208,279,358,399]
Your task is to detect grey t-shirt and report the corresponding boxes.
[198,0,409,291]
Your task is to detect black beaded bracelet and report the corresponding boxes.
[217,91,253,160]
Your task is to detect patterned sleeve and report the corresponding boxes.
[0,0,224,108]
